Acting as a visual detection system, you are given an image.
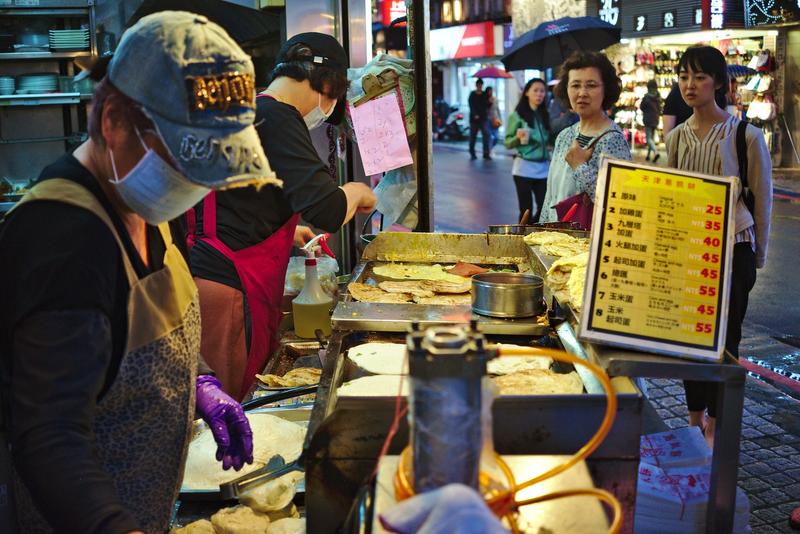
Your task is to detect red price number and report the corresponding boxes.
[705,204,722,215]
[697,305,716,315]
[702,253,720,264]
[700,268,718,279]
[703,237,721,247]
[698,285,717,297]
[704,220,721,231]
[695,322,713,333]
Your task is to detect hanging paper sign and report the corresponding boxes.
[579,159,736,362]
[349,92,413,176]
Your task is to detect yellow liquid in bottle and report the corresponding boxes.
[292,299,333,338]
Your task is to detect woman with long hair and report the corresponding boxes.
[665,45,772,448]
[504,78,551,222]
[539,51,631,225]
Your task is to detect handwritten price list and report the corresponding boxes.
[587,165,731,351]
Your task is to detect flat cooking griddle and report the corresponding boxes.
[331,233,549,335]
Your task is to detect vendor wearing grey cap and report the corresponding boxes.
[188,32,376,400]
[0,12,275,533]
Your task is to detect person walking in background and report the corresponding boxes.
[640,79,662,162]
[662,80,728,136]
[666,45,772,449]
[468,78,491,160]
[548,80,579,139]
[486,86,501,151]
[539,51,632,225]
[505,78,551,223]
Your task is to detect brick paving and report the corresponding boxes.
[643,353,800,533]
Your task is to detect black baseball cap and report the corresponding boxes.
[276,32,349,125]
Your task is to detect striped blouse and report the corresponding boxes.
[673,114,756,248]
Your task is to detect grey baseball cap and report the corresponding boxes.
[108,11,279,190]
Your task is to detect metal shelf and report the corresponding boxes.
[0,92,82,106]
[0,50,92,60]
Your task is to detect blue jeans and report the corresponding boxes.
[645,126,657,156]
[469,120,491,157]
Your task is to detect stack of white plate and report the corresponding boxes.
[0,76,14,96]
[16,73,58,94]
[48,29,90,51]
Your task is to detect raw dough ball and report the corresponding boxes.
[239,472,303,513]
[211,505,271,534]
[171,519,215,534]
[267,518,306,534]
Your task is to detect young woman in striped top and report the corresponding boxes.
[665,45,773,448]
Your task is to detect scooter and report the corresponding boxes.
[440,106,467,141]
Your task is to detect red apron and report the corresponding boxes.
[188,191,299,399]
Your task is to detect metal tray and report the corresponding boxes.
[331,232,550,335]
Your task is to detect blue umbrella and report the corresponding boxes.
[728,64,756,78]
[501,16,621,71]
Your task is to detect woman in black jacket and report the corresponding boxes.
[639,80,662,162]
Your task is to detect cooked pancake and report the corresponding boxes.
[418,278,472,294]
[567,265,587,311]
[488,346,553,375]
[239,471,304,513]
[523,231,577,246]
[348,342,407,375]
[540,239,589,258]
[412,293,472,305]
[493,369,583,396]
[348,282,412,303]
[372,263,466,283]
[546,252,589,292]
[267,518,306,534]
[338,375,408,397]
[378,281,435,298]
[256,367,321,388]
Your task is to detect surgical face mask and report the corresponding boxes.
[109,128,210,225]
[303,92,335,130]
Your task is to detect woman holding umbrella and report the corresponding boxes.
[539,50,631,225]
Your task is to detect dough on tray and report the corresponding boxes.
[523,231,577,246]
[412,293,472,305]
[348,282,412,303]
[418,278,472,294]
[493,369,583,396]
[210,505,271,534]
[239,471,304,513]
[378,281,435,298]
[348,342,408,375]
[338,375,408,397]
[181,414,305,491]
[372,263,466,283]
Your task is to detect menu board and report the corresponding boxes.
[579,158,736,362]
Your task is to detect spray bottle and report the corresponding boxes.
[292,234,335,339]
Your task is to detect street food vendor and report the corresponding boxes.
[0,12,266,533]
[188,32,377,400]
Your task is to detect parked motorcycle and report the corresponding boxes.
[433,102,467,141]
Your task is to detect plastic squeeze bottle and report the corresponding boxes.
[292,235,334,338]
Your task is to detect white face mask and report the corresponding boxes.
[303,92,335,130]
[109,128,210,225]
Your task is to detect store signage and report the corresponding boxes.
[633,14,647,32]
[598,0,621,26]
[702,0,726,29]
[430,21,494,61]
[695,8,703,25]
[662,10,677,29]
[579,159,736,362]
[381,0,406,26]
[503,23,514,52]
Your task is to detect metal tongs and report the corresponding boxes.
[218,453,304,500]
[239,384,318,412]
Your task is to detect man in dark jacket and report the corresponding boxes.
[640,80,662,162]
[468,78,491,160]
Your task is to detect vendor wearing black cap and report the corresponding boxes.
[188,32,377,400]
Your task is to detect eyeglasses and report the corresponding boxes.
[568,82,603,92]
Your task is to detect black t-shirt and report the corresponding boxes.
[190,97,347,290]
[0,154,189,533]
[663,83,728,127]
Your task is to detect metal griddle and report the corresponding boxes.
[331,232,550,335]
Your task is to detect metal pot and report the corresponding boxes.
[471,272,545,318]
[487,224,538,235]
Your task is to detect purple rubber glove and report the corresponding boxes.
[195,375,254,471]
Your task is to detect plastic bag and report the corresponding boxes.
[283,256,339,297]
